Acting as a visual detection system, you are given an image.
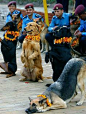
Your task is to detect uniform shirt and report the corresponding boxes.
[22,13,43,31]
[78,19,86,36]
[6,10,23,23]
[48,12,70,32]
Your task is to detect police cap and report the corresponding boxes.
[8,1,16,7]
[53,3,63,10]
[25,3,34,9]
[75,4,85,15]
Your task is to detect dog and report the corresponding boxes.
[25,58,86,113]
[33,18,49,53]
[0,21,19,78]
[19,22,51,82]
[12,12,23,49]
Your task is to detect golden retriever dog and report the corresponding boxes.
[33,18,49,53]
[25,58,86,113]
[19,22,50,82]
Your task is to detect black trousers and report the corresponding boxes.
[75,0,86,8]
[56,0,69,12]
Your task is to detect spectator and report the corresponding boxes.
[75,0,86,9]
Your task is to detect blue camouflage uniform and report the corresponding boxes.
[78,19,86,53]
[6,10,23,23]
[19,13,43,43]
[46,12,70,47]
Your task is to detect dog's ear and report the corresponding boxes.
[36,24,42,33]
[28,97,32,102]
[39,98,47,104]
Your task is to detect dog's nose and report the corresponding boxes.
[25,108,32,114]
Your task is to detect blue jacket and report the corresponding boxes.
[6,10,23,23]
[22,13,43,31]
[48,13,70,32]
[78,19,86,36]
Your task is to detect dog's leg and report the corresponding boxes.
[38,97,67,112]
[32,67,43,82]
[45,40,49,52]
[77,66,86,106]
[41,42,45,53]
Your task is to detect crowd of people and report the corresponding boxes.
[0,0,86,82]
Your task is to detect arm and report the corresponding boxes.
[48,17,56,32]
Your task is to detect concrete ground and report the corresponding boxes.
[0,31,86,114]
[0,4,86,114]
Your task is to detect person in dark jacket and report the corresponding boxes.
[45,3,72,82]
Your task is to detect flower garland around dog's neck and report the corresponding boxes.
[25,34,40,42]
[4,31,19,41]
[37,94,52,107]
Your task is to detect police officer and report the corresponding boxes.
[45,3,72,82]
[74,4,86,54]
[45,3,70,47]
[19,3,43,43]
[6,1,23,23]
[56,0,69,12]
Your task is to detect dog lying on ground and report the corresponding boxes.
[33,18,49,53]
[0,21,19,78]
[19,22,51,82]
[25,58,86,113]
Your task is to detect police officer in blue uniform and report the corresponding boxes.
[45,3,70,47]
[45,3,72,82]
[18,3,43,43]
[6,1,23,23]
[74,4,86,54]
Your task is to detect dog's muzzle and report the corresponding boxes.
[25,107,38,114]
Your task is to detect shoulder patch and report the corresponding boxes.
[52,16,56,19]
[35,14,40,18]
[23,15,27,19]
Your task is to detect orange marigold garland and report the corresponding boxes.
[4,31,19,41]
[54,37,72,44]
[70,20,80,25]
[25,35,40,42]
[37,94,52,107]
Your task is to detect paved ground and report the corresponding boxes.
[0,31,86,114]
[0,4,86,114]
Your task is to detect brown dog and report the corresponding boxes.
[33,18,49,53]
[19,22,44,82]
[25,58,86,113]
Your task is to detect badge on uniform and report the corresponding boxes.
[56,7,58,10]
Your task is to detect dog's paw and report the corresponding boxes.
[38,80,43,83]
[19,78,27,81]
[76,101,83,106]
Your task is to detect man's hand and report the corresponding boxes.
[53,26,58,31]
[75,31,82,38]
[74,30,80,36]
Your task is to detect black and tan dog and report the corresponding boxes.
[0,21,19,78]
[25,58,86,113]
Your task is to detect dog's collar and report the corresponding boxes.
[37,94,52,107]
[25,35,40,42]
[4,31,19,41]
